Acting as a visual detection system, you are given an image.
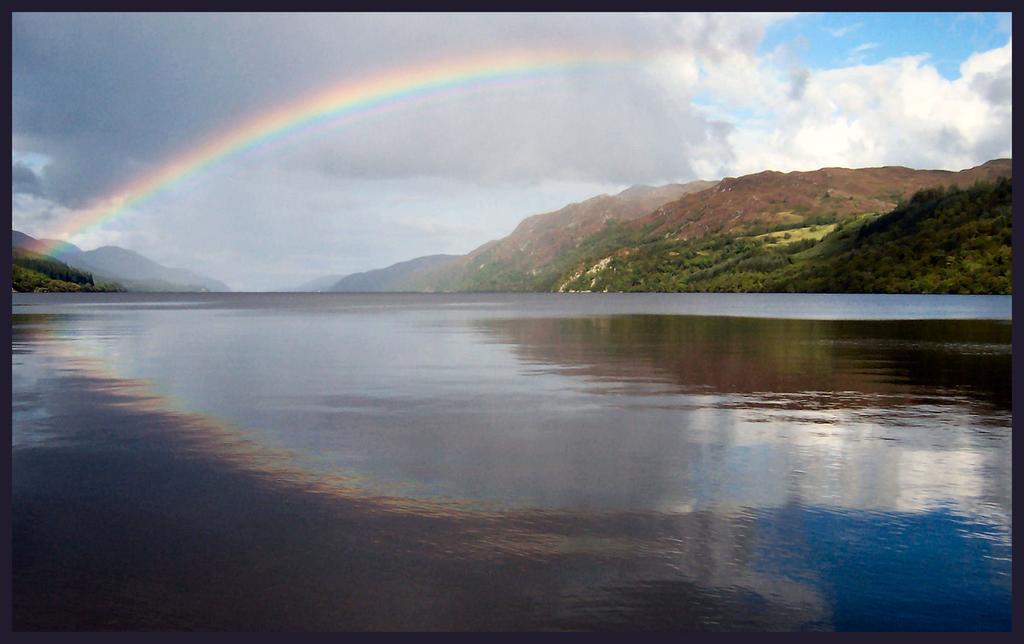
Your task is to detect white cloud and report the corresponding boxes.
[846,41,880,64]
[825,22,862,38]
[697,38,1012,177]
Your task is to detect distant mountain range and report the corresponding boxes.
[12,231,231,292]
[14,158,1012,295]
[294,159,1011,294]
[285,274,350,293]
[327,254,461,292]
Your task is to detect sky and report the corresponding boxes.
[11,12,1012,291]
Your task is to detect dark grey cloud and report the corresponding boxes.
[12,162,44,196]
[12,13,752,207]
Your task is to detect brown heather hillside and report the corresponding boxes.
[476,315,1010,409]
[635,159,1012,242]
[471,181,716,267]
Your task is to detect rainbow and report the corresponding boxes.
[36,47,643,257]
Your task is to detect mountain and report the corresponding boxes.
[69,246,232,292]
[402,160,1009,293]
[421,180,717,291]
[11,230,83,256]
[556,175,1011,294]
[327,254,461,292]
[354,160,1007,294]
[286,274,350,292]
[12,247,125,293]
[12,231,231,292]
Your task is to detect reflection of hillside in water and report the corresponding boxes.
[476,315,1011,412]
[475,315,1012,525]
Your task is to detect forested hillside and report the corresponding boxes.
[12,249,125,292]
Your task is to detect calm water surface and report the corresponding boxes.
[11,293,1012,630]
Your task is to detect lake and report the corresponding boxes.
[11,293,1012,631]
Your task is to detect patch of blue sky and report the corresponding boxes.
[760,12,1011,80]
[11,150,52,172]
[690,95,764,124]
